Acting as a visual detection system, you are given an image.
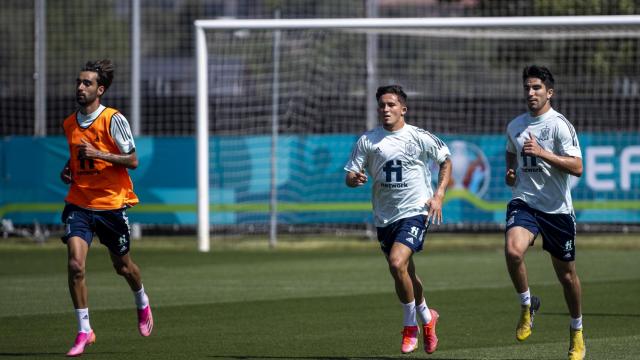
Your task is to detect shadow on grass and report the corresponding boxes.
[207,356,518,360]
[0,351,123,357]
[542,311,640,318]
[0,354,61,357]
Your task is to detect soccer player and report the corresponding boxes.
[504,65,585,360]
[59,59,153,357]
[344,85,452,354]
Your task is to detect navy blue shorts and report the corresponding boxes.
[61,204,132,257]
[505,199,576,261]
[377,214,429,255]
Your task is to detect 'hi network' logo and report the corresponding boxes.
[383,160,402,182]
[381,160,408,189]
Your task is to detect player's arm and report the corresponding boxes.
[77,112,139,169]
[345,135,368,188]
[60,159,72,184]
[505,151,517,186]
[77,139,138,169]
[345,169,367,187]
[427,157,452,225]
[524,132,582,177]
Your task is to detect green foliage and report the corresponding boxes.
[47,0,130,94]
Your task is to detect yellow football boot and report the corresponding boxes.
[516,295,540,341]
[568,328,586,360]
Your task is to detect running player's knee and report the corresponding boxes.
[505,246,524,264]
[68,258,85,278]
[113,263,130,277]
[556,270,578,287]
[388,257,408,274]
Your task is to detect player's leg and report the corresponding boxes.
[67,237,90,314]
[387,242,419,353]
[388,242,415,304]
[67,237,97,356]
[505,226,540,341]
[408,258,426,321]
[61,205,97,356]
[505,226,534,294]
[551,258,585,360]
[505,200,540,342]
[97,209,153,337]
[408,258,439,354]
[110,251,143,291]
[551,258,582,321]
[109,252,153,335]
[538,211,584,360]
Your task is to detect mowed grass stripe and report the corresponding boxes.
[0,280,638,359]
[2,246,638,318]
[1,246,639,318]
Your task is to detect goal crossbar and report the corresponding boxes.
[195,15,640,30]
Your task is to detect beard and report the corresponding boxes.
[76,93,93,106]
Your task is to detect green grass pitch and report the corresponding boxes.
[0,234,639,359]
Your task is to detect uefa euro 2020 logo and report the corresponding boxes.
[431,140,490,197]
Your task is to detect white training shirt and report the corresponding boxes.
[76,104,136,154]
[345,123,450,227]
[506,107,581,214]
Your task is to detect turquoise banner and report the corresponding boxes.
[1,134,638,225]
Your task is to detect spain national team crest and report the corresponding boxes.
[538,126,550,141]
[404,142,418,158]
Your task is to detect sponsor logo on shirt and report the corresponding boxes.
[380,182,408,189]
[522,168,543,173]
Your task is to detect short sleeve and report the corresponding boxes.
[110,113,136,154]
[344,135,369,173]
[556,119,581,158]
[417,130,450,164]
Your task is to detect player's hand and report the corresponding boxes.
[348,169,368,187]
[426,195,444,225]
[523,132,543,157]
[60,162,72,184]
[505,168,517,186]
[78,138,101,159]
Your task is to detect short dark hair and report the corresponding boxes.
[376,85,407,106]
[82,59,115,91]
[522,65,554,89]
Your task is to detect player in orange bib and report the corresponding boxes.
[59,59,153,357]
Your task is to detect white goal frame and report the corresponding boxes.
[194,15,640,252]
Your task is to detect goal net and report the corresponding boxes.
[195,16,640,250]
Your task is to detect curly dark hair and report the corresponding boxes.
[522,65,554,90]
[82,59,115,91]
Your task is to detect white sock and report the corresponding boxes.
[402,300,418,327]
[75,308,91,333]
[571,316,583,330]
[518,289,531,306]
[134,285,149,309]
[416,299,432,325]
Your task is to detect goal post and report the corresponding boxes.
[194,16,640,252]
